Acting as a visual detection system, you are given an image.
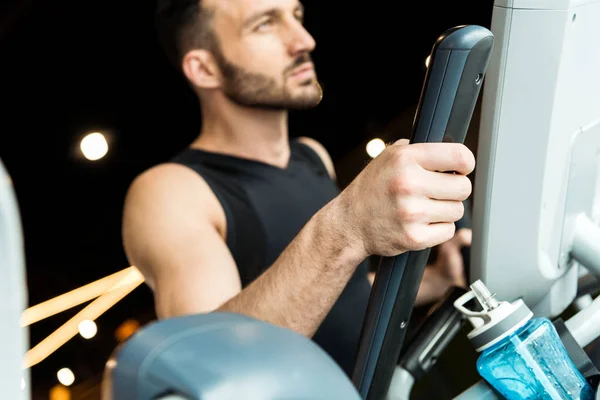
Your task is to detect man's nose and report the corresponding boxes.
[287,20,316,56]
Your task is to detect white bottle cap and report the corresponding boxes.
[454,280,533,352]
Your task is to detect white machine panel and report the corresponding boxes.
[471,0,600,317]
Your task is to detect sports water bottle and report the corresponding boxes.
[454,280,595,400]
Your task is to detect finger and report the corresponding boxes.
[411,142,475,175]
[416,169,472,201]
[403,198,464,224]
[408,222,456,250]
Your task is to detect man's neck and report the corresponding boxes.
[191,96,291,169]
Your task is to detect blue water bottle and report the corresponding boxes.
[454,280,595,400]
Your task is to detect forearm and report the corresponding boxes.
[217,199,367,337]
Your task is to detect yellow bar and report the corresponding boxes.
[21,266,143,327]
[23,269,144,369]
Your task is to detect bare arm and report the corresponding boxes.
[122,164,243,318]
[218,199,365,336]
[298,137,471,307]
[123,141,473,338]
[122,163,366,337]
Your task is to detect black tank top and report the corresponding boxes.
[170,139,372,376]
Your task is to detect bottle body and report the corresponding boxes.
[476,317,595,400]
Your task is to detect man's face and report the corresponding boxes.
[207,0,322,110]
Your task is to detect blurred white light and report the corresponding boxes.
[20,377,25,390]
[366,138,386,158]
[425,55,431,68]
[78,319,97,339]
[80,132,108,161]
[57,368,75,386]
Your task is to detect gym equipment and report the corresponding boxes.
[351,24,493,400]
[2,0,599,398]
[457,0,600,396]
[387,286,469,400]
[101,313,362,400]
[0,159,30,400]
[95,5,600,396]
[470,0,600,320]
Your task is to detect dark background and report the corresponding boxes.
[1,0,494,398]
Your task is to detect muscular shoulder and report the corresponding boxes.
[121,163,241,309]
[296,136,336,180]
[123,163,226,244]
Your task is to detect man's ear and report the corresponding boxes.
[181,49,222,89]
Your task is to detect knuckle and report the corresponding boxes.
[390,145,412,167]
[403,228,423,250]
[395,202,411,221]
[404,226,427,250]
[395,199,423,222]
[389,173,416,196]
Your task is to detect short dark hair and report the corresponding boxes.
[154,0,216,69]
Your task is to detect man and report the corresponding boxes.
[122,0,474,376]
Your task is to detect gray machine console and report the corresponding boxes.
[102,312,361,400]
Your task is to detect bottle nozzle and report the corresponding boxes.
[471,280,500,311]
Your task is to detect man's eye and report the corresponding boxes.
[256,18,274,30]
[295,13,304,23]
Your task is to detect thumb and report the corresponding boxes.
[393,138,410,146]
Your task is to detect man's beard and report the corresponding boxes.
[213,49,323,110]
